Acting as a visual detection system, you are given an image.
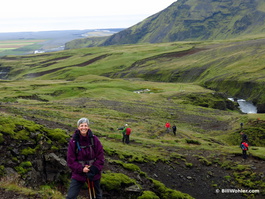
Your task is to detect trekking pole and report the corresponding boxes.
[87,179,92,199]
[91,180,96,199]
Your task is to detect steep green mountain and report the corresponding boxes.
[100,0,265,46]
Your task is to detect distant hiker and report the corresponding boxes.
[125,124,131,144]
[240,141,249,159]
[165,122,171,133]
[118,124,129,144]
[240,131,248,142]
[66,118,104,199]
[240,122,243,130]
[172,125,177,136]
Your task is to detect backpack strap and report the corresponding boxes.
[74,129,95,156]
[73,130,81,153]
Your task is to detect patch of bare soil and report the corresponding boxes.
[99,147,264,199]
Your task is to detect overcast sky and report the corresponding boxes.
[0,0,176,33]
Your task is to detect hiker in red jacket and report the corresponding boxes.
[165,122,171,133]
[125,124,131,144]
[66,118,104,199]
[240,141,249,160]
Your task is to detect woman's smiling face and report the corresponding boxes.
[78,122,89,136]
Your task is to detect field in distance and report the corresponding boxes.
[0,40,46,52]
[0,29,123,56]
[0,39,47,56]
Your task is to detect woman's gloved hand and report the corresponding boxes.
[86,165,99,180]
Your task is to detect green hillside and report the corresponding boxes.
[66,0,265,49]
[102,0,265,45]
[4,37,265,111]
[0,37,265,198]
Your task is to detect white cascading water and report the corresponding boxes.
[228,98,257,114]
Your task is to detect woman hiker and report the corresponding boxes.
[66,118,104,199]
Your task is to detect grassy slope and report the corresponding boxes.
[3,37,265,103]
[1,38,265,149]
[0,37,265,198]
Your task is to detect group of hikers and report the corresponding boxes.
[64,117,251,198]
[117,124,132,144]
[166,122,249,160]
[165,122,177,135]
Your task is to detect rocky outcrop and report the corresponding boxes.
[0,125,71,188]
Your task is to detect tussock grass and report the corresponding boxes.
[0,174,64,199]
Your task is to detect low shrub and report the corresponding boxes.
[186,139,201,145]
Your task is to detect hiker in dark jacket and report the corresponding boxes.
[240,131,248,142]
[66,118,104,199]
[172,125,177,136]
[117,124,128,144]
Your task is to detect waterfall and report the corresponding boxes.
[228,98,257,114]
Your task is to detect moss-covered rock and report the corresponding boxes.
[21,147,36,156]
[46,128,69,145]
[0,115,69,189]
[101,172,137,191]
[15,161,32,175]
[138,191,159,199]
[151,179,194,199]
[0,165,5,177]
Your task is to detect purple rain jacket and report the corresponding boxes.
[67,129,104,182]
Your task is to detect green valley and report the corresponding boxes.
[0,37,264,198]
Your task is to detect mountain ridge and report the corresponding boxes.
[65,0,265,49]
[101,0,265,45]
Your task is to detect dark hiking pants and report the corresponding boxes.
[242,150,247,159]
[66,178,102,199]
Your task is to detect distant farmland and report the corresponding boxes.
[0,39,46,56]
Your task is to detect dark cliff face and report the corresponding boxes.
[101,0,265,46]
[0,121,71,189]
